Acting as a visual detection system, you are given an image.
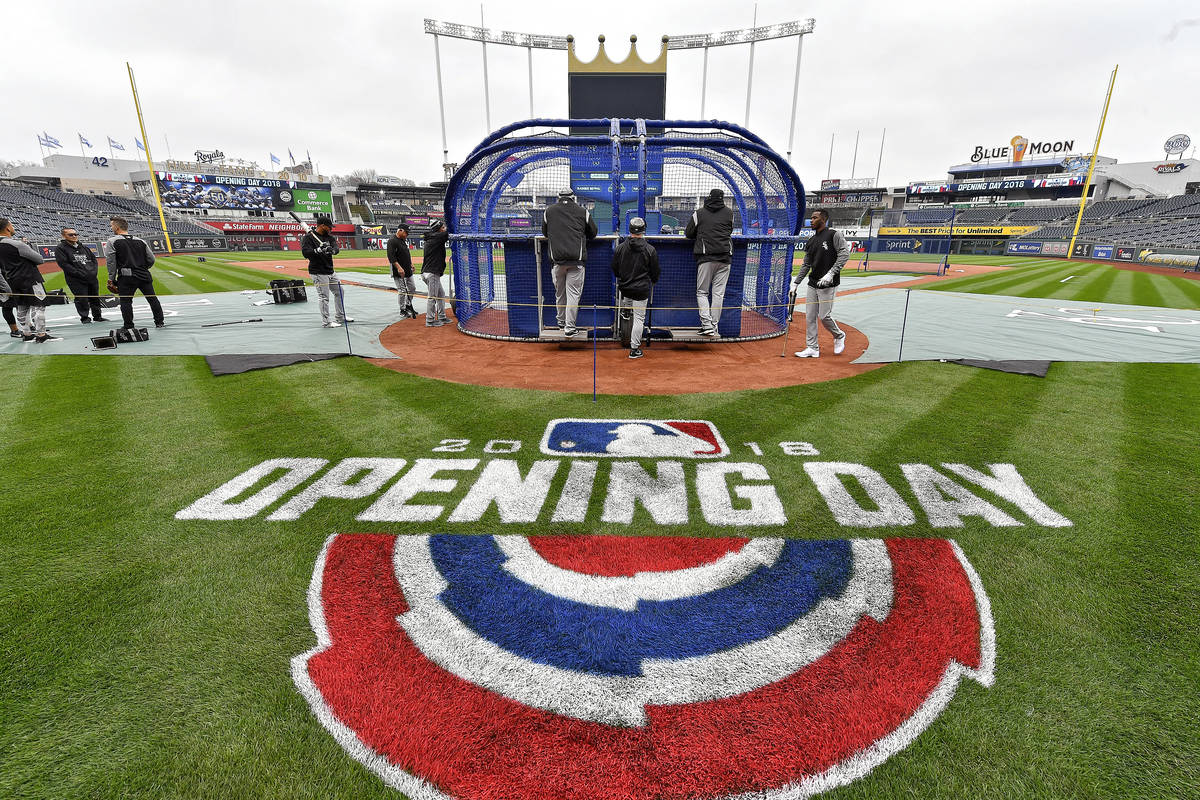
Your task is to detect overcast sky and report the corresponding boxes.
[5,1,1198,187]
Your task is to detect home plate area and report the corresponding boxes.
[294,533,994,800]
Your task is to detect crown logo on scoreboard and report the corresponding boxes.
[567,33,668,73]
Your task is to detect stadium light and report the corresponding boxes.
[424,16,816,174]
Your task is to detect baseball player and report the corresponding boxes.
[542,188,597,337]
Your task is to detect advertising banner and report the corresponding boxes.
[815,191,886,206]
[155,171,333,214]
[907,175,1085,195]
[879,225,1039,236]
[145,235,228,252]
[1090,244,1114,259]
[1136,248,1200,268]
[1072,242,1090,258]
[1006,241,1044,255]
[1042,241,1070,256]
[1114,246,1136,262]
[202,220,307,232]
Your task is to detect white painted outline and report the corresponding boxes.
[290,534,453,800]
[538,418,730,458]
[293,536,995,800]
[391,535,891,727]
[493,536,785,611]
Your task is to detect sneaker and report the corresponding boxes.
[700,326,718,338]
[81,317,92,324]
[342,317,355,323]
[35,334,63,343]
[794,347,820,358]
[154,321,166,328]
[9,330,21,338]
[93,316,107,322]
[425,320,442,327]
[323,321,339,328]
[629,347,644,359]
[563,328,578,338]
[22,334,35,342]
[833,334,846,355]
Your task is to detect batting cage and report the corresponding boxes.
[444,119,805,342]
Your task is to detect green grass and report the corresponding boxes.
[0,354,1197,799]
[5,248,1199,798]
[920,258,1200,309]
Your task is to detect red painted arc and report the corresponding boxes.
[528,535,749,576]
[306,535,983,800]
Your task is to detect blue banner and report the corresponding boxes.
[1090,244,1113,259]
[1007,241,1044,255]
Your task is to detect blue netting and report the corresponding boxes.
[445,119,805,341]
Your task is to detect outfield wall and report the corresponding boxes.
[1006,239,1200,269]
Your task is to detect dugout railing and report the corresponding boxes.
[444,119,806,342]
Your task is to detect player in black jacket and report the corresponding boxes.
[301,216,352,327]
[684,188,735,337]
[105,216,164,329]
[542,189,597,337]
[54,227,105,324]
[0,218,61,342]
[792,208,849,358]
[421,220,450,326]
[387,225,417,319]
[611,217,659,359]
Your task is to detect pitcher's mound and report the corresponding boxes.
[371,316,882,394]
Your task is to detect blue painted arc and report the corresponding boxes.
[427,536,853,676]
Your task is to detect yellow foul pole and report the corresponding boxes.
[1068,64,1118,258]
[127,62,173,253]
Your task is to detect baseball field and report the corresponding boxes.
[2,251,1198,799]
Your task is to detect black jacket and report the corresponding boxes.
[422,229,449,276]
[387,235,413,278]
[542,198,598,264]
[684,196,734,264]
[301,230,340,275]
[105,234,156,282]
[0,236,45,290]
[54,240,99,280]
[797,227,850,288]
[611,236,660,301]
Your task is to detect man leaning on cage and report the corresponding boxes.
[542,188,598,338]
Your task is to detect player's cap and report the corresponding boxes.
[660,224,672,234]
[315,215,333,227]
[427,219,445,232]
[558,188,575,199]
[396,223,409,233]
[708,188,725,199]
[629,217,646,234]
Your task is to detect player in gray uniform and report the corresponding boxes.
[542,189,597,337]
[793,208,849,358]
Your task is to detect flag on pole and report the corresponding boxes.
[288,148,296,165]
[79,134,93,148]
[108,136,126,151]
[40,132,63,149]
[135,138,146,151]
[270,153,281,165]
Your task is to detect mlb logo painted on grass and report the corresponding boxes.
[540,418,729,458]
[294,533,995,800]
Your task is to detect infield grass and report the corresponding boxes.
[0,353,1197,799]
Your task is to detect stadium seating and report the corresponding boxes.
[0,183,219,245]
[1006,206,1073,223]
[953,207,1009,223]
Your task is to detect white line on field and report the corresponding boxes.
[169,270,184,277]
[1059,275,1078,283]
